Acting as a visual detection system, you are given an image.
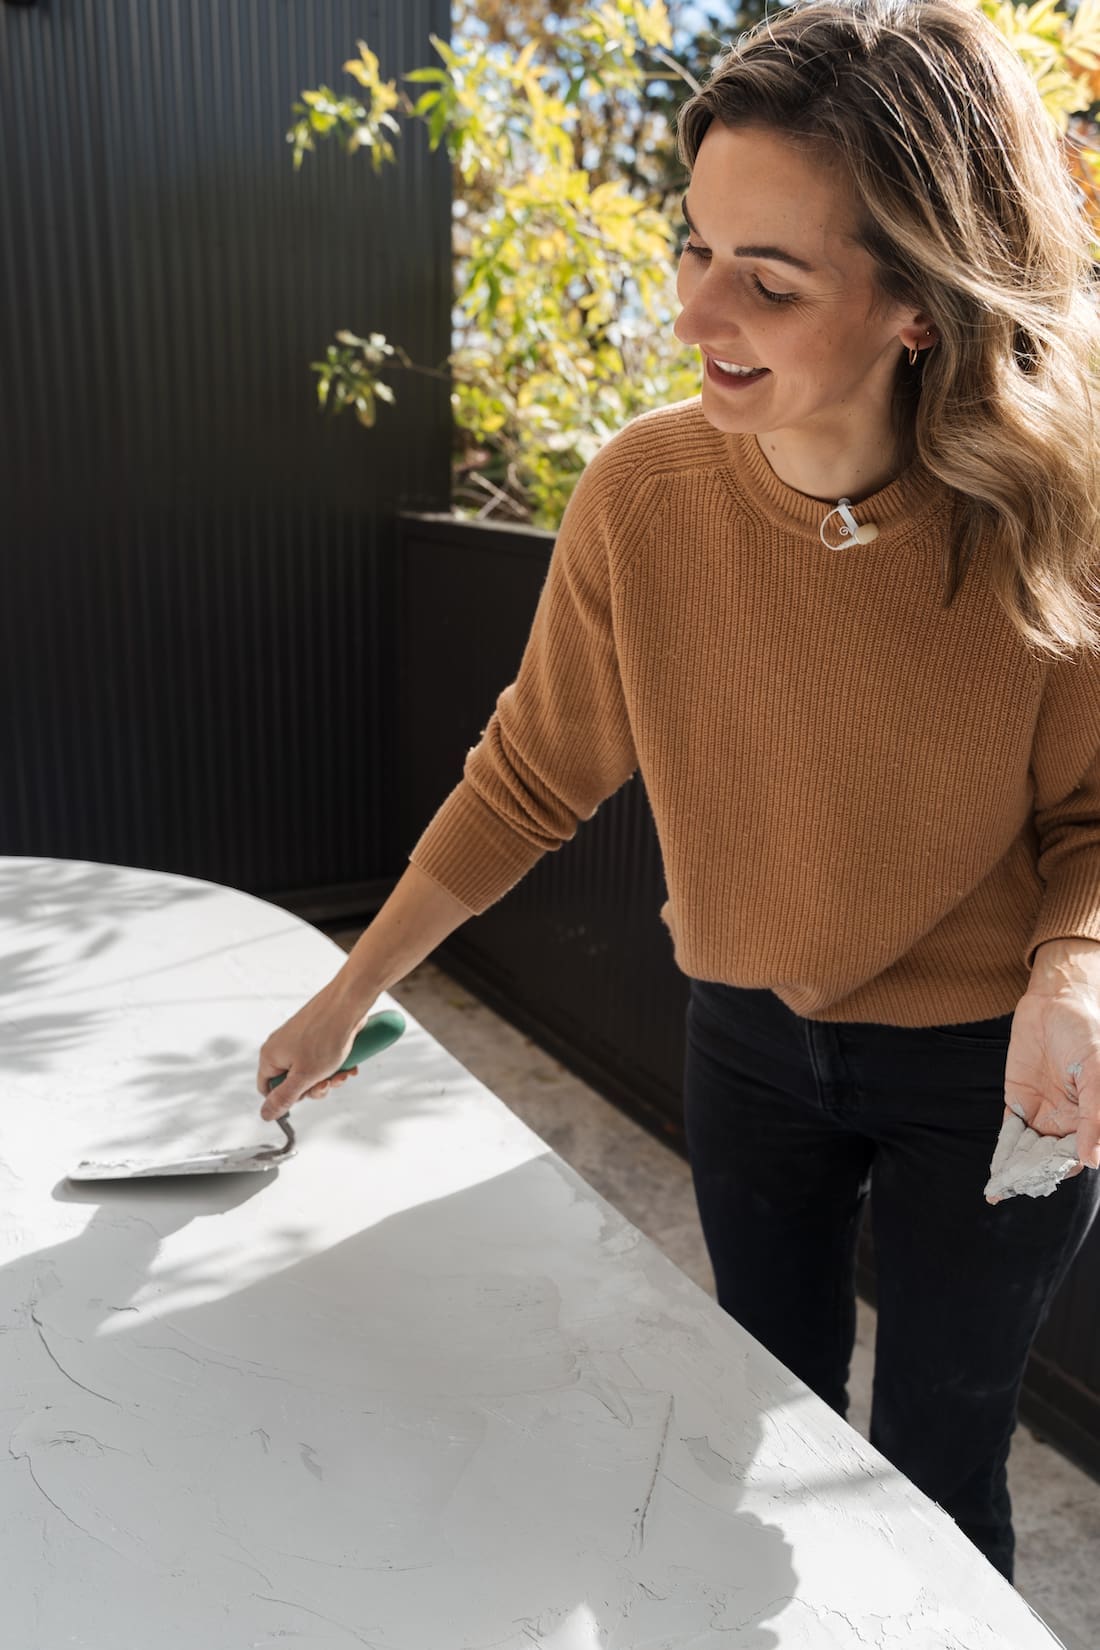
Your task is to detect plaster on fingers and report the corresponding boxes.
[984,1112,1080,1202]
[1063,1060,1084,1105]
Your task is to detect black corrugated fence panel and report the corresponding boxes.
[1,0,450,894]
[398,510,1100,1477]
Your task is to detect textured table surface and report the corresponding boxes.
[0,858,1063,1649]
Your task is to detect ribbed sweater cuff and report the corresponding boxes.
[408,781,548,916]
[1026,858,1100,968]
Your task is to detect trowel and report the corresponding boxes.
[67,1010,406,1181]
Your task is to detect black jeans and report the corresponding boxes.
[682,980,1100,1582]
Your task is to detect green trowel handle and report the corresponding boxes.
[266,1009,406,1092]
[342,1010,406,1068]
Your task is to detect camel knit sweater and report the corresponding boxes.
[410,398,1100,1026]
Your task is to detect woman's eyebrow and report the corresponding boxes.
[681,195,818,275]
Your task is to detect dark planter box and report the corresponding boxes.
[397,508,1100,1480]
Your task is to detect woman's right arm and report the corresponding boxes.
[256,863,472,1119]
[258,427,648,1120]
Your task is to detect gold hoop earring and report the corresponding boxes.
[908,346,919,366]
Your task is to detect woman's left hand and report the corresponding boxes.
[1004,938,1100,1174]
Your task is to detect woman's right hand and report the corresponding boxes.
[256,987,372,1121]
[254,864,472,1123]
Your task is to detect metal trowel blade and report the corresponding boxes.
[67,1118,296,1181]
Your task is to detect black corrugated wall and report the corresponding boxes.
[1,0,451,898]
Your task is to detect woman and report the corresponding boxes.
[257,0,1100,1580]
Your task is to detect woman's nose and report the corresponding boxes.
[674,289,742,349]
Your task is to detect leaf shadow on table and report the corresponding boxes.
[64,1014,484,1167]
[0,860,236,1083]
[0,858,212,951]
[0,996,112,1080]
[3,1160,813,1649]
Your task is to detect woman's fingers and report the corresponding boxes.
[256,1015,364,1118]
[267,1062,361,1115]
[256,1056,289,1098]
[302,1065,361,1102]
[261,1079,304,1121]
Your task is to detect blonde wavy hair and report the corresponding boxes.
[676,0,1100,658]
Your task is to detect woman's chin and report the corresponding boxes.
[698,390,761,433]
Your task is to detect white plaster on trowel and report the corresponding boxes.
[0,858,1068,1649]
[68,1142,295,1179]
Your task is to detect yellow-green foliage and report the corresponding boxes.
[292,1,699,527]
[288,43,402,172]
[977,0,1100,229]
[979,0,1098,125]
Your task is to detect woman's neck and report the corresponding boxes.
[755,422,907,505]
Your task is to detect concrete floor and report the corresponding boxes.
[334,942,1099,1648]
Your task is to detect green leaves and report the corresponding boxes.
[980,0,1100,250]
[286,43,402,172]
[287,87,370,169]
[291,10,699,523]
[312,332,399,427]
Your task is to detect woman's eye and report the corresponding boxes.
[681,245,796,306]
[752,277,797,305]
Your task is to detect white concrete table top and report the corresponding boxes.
[0,857,1064,1650]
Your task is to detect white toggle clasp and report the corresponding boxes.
[819,497,879,550]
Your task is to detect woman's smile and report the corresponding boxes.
[705,353,770,387]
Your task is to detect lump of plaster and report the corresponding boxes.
[984,1113,1079,1202]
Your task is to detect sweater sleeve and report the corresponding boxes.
[408,442,641,915]
[1025,645,1100,967]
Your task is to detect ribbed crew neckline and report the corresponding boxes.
[727,431,943,542]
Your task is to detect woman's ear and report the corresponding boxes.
[900,315,938,355]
